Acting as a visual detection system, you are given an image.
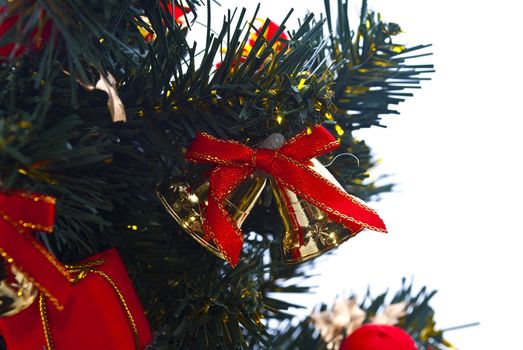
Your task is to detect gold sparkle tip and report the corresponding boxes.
[335,124,345,136]
[297,78,306,90]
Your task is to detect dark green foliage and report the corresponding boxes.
[323,0,433,130]
[0,0,431,348]
[285,0,433,200]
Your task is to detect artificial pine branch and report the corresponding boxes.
[0,0,433,348]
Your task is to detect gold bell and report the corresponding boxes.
[157,168,267,261]
[272,158,363,263]
[157,133,285,261]
[0,265,38,317]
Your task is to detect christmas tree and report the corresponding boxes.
[0,0,440,349]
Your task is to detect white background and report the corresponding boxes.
[191,1,523,348]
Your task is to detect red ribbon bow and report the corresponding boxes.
[185,125,387,266]
[0,192,71,309]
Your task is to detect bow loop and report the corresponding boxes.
[279,125,339,161]
[0,192,71,309]
[185,132,254,168]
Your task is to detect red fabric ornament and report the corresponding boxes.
[339,325,418,350]
[185,125,387,266]
[0,6,52,59]
[0,249,152,350]
[0,192,152,350]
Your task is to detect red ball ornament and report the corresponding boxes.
[340,324,417,350]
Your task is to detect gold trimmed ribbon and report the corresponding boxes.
[0,192,71,310]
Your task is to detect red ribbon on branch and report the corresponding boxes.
[185,125,387,266]
[0,5,52,59]
[0,192,71,310]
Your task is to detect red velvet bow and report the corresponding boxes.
[185,125,387,266]
[0,192,71,310]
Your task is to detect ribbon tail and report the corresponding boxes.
[203,167,254,266]
[203,193,243,266]
[271,156,387,233]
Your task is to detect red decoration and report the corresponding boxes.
[0,192,70,308]
[340,324,418,350]
[139,3,191,43]
[185,125,387,266]
[166,3,191,25]
[0,192,152,350]
[246,19,289,53]
[0,5,52,59]
[216,19,288,69]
